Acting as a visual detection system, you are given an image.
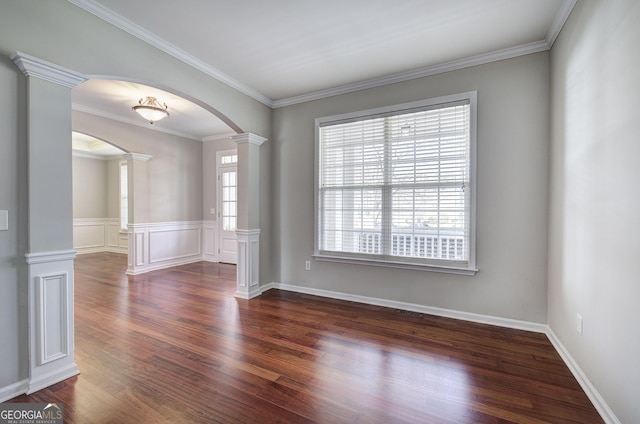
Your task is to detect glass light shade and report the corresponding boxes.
[132,96,169,124]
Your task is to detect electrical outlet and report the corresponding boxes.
[305,260,311,271]
[577,314,583,335]
[0,210,7,231]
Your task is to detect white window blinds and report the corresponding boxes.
[317,95,475,270]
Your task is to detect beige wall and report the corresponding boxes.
[106,158,122,219]
[73,111,204,223]
[72,156,108,219]
[273,52,550,323]
[548,1,640,422]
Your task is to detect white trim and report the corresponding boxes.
[259,282,616,424]
[231,133,267,146]
[217,149,238,265]
[36,273,70,365]
[128,220,204,230]
[67,0,272,107]
[0,379,29,403]
[73,218,128,254]
[25,250,77,265]
[313,254,477,276]
[263,282,546,333]
[203,134,236,143]
[126,221,216,275]
[314,91,477,274]
[10,51,87,88]
[72,150,123,161]
[67,0,576,109]
[275,42,547,108]
[72,103,205,141]
[235,229,261,299]
[26,252,79,396]
[236,229,262,237]
[26,363,80,395]
[122,152,153,162]
[546,0,578,47]
[545,328,621,424]
[202,220,218,262]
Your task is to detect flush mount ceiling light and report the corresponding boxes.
[132,96,169,124]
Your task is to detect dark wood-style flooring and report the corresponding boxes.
[10,252,603,423]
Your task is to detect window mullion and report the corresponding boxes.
[381,117,393,256]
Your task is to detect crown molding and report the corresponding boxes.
[231,133,267,146]
[72,103,208,141]
[72,150,123,161]
[10,51,87,88]
[67,0,576,110]
[122,153,152,162]
[546,0,577,47]
[202,134,237,143]
[67,0,273,107]
[273,40,549,108]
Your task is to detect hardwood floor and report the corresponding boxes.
[10,252,603,423]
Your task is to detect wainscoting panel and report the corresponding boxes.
[72,219,105,253]
[74,220,223,275]
[149,226,201,264]
[202,220,218,262]
[36,273,69,365]
[127,221,207,275]
[74,219,127,254]
[25,250,79,394]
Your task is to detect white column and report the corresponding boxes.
[122,153,153,275]
[11,52,87,393]
[232,133,267,299]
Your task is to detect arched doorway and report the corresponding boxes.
[11,52,267,394]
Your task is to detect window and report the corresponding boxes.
[120,162,128,231]
[315,92,477,274]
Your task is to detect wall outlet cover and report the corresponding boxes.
[0,210,7,231]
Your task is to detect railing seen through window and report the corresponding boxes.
[316,92,476,271]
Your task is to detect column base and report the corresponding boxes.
[235,229,261,299]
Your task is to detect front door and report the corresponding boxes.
[217,150,238,264]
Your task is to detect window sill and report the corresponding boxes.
[313,254,477,276]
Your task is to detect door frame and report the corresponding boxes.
[216,149,238,264]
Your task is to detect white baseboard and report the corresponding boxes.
[263,281,618,424]
[125,256,203,275]
[545,328,621,424]
[263,282,547,333]
[27,363,80,395]
[0,379,28,403]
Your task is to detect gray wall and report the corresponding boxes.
[273,52,550,323]
[72,156,108,219]
[548,0,640,422]
[0,54,28,397]
[0,1,272,394]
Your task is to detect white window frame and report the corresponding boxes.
[314,91,477,275]
[119,161,128,231]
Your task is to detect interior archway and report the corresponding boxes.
[71,78,240,273]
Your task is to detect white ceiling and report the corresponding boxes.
[69,0,575,140]
[73,80,236,141]
[72,131,125,158]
